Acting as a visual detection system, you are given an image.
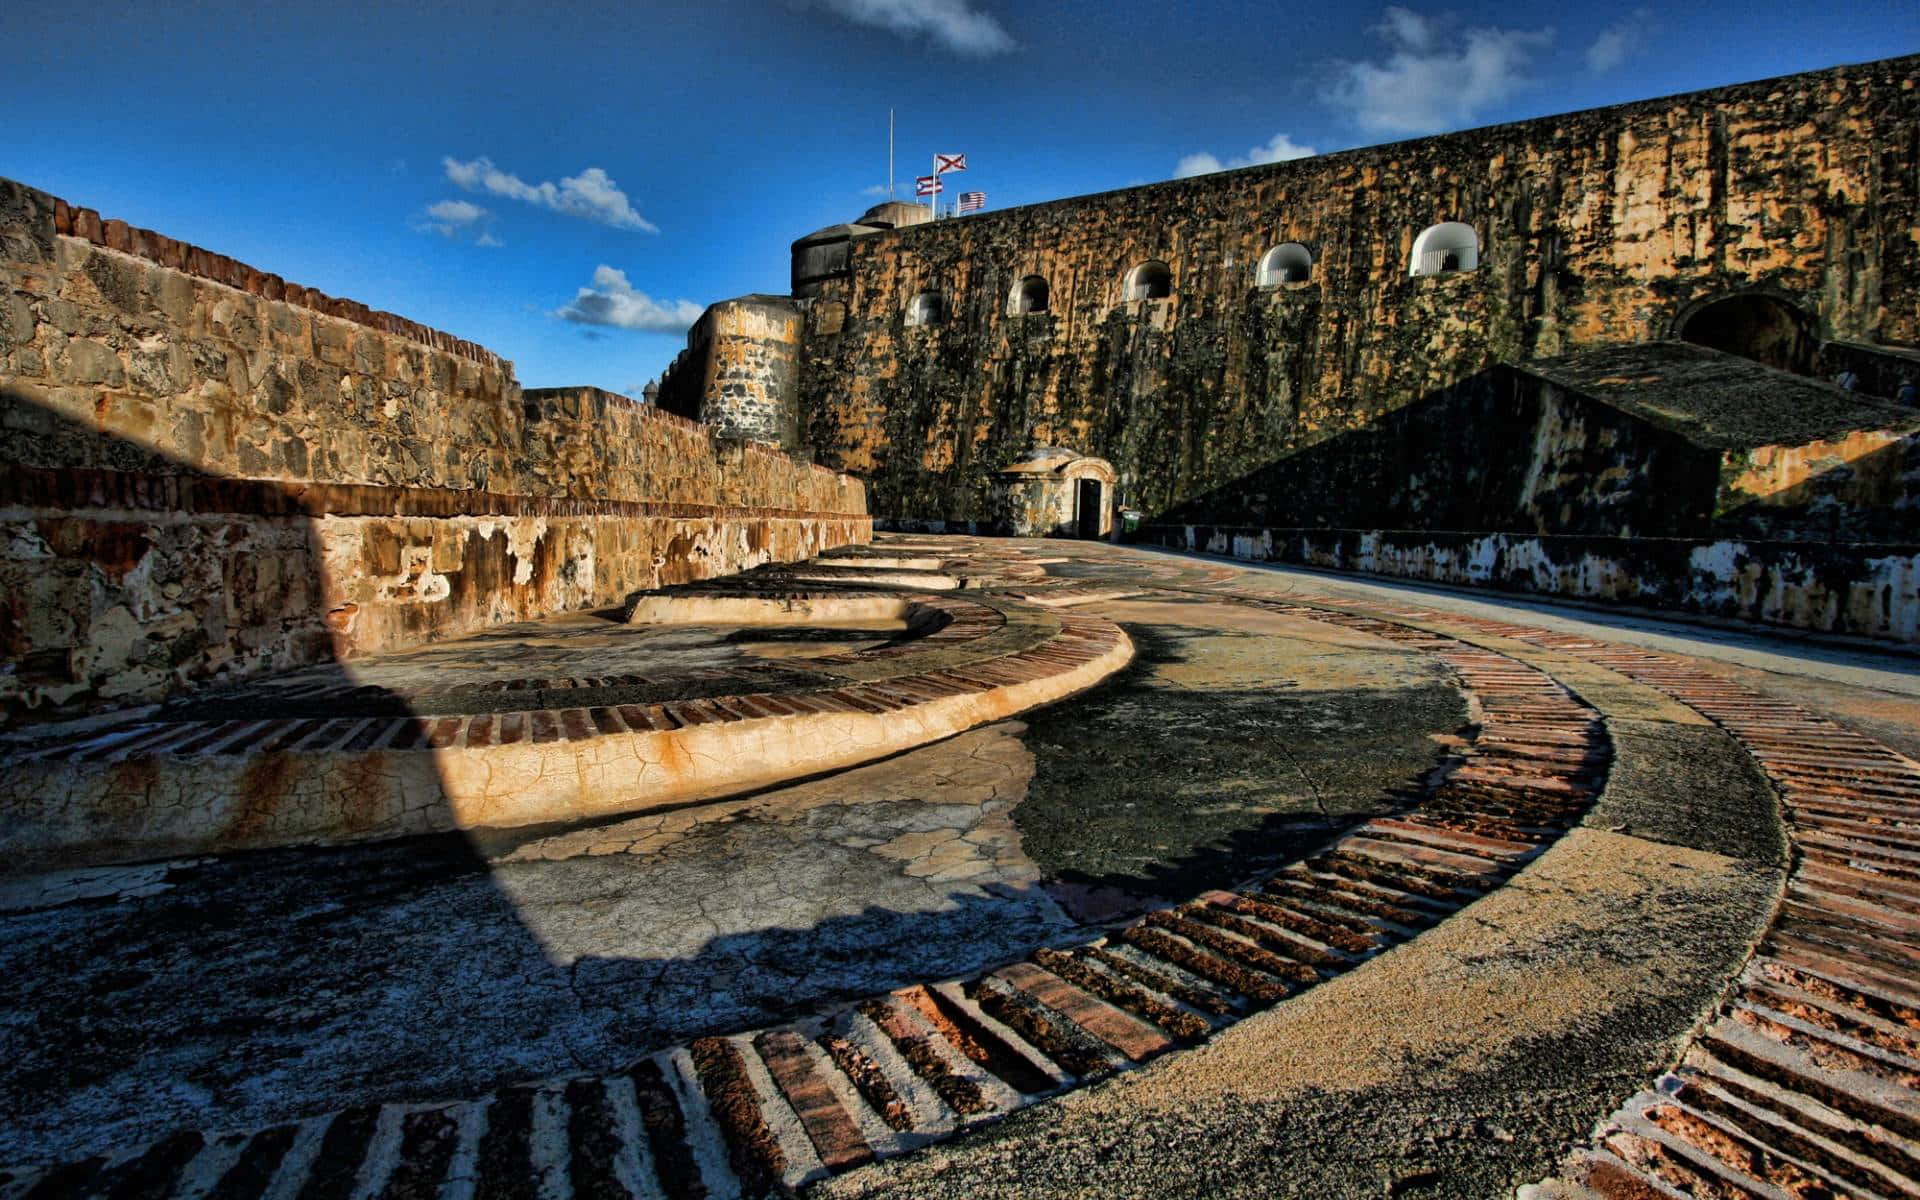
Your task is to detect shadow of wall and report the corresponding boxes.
[0,341,1029,1173]
[1145,366,1724,539]
[1131,354,1920,642]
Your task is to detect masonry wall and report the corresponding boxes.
[1138,524,1920,644]
[796,55,1920,525]
[0,179,868,727]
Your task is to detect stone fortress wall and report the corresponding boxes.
[0,179,869,727]
[791,54,1917,524]
[658,53,1920,641]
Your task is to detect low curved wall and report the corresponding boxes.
[0,598,1130,870]
[1138,523,1920,643]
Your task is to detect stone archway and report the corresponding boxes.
[1677,293,1816,375]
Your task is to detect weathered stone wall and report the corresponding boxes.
[1139,523,1920,644]
[654,297,805,448]
[796,55,1920,525]
[0,179,868,726]
[698,298,803,446]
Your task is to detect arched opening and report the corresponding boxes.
[1410,222,1479,276]
[1124,261,1172,302]
[1257,243,1313,287]
[906,291,945,327]
[1677,293,1816,375]
[1010,275,1050,314]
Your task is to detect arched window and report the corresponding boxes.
[1257,243,1313,287]
[1010,275,1050,314]
[1410,222,1480,276]
[906,291,946,327]
[1124,261,1172,301]
[1677,294,1817,375]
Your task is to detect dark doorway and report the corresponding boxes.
[1076,479,1103,539]
[1679,294,1815,375]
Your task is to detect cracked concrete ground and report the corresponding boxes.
[7,537,1914,1193]
[0,569,1465,1166]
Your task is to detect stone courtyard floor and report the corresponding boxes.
[3,536,1919,1198]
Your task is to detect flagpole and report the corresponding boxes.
[888,109,894,202]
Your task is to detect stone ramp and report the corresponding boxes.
[0,602,1613,1197]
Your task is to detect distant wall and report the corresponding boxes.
[0,179,868,727]
[795,55,1919,525]
[1136,524,1920,644]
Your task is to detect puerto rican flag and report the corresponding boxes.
[915,175,943,196]
[935,152,967,174]
[957,191,986,213]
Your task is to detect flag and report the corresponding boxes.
[915,175,943,196]
[935,152,967,174]
[958,191,986,213]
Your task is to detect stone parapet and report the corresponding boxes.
[0,176,870,725]
[23,182,503,368]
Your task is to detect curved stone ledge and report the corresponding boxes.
[0,597,1131,870]
[625,591,916,626]
[789,567,963,590]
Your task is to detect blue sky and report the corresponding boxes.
[9,1,1915,394]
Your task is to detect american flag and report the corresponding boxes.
[957,191,986,213]
[915,175,943,196]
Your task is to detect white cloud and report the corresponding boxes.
[554,266,705,332]
[413,198,496,241]
[1585,12,1647,73]
[812,0,1016,57]
[1174,132,1318,179]
[426,199,486,225]
[1325,7,1552,136]
[443,157,658,232]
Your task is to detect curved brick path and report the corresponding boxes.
[1486,637,1920,1199]
[1203,588,1920,1200]
[0,598,1613,1198]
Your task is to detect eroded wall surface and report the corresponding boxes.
[0,180,868,726]
[796,56,1919,524]
[1139,524,1920,644]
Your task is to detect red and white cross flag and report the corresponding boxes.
[915,175,943,196]
[934,152,967,174]
[958,191,986,213]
